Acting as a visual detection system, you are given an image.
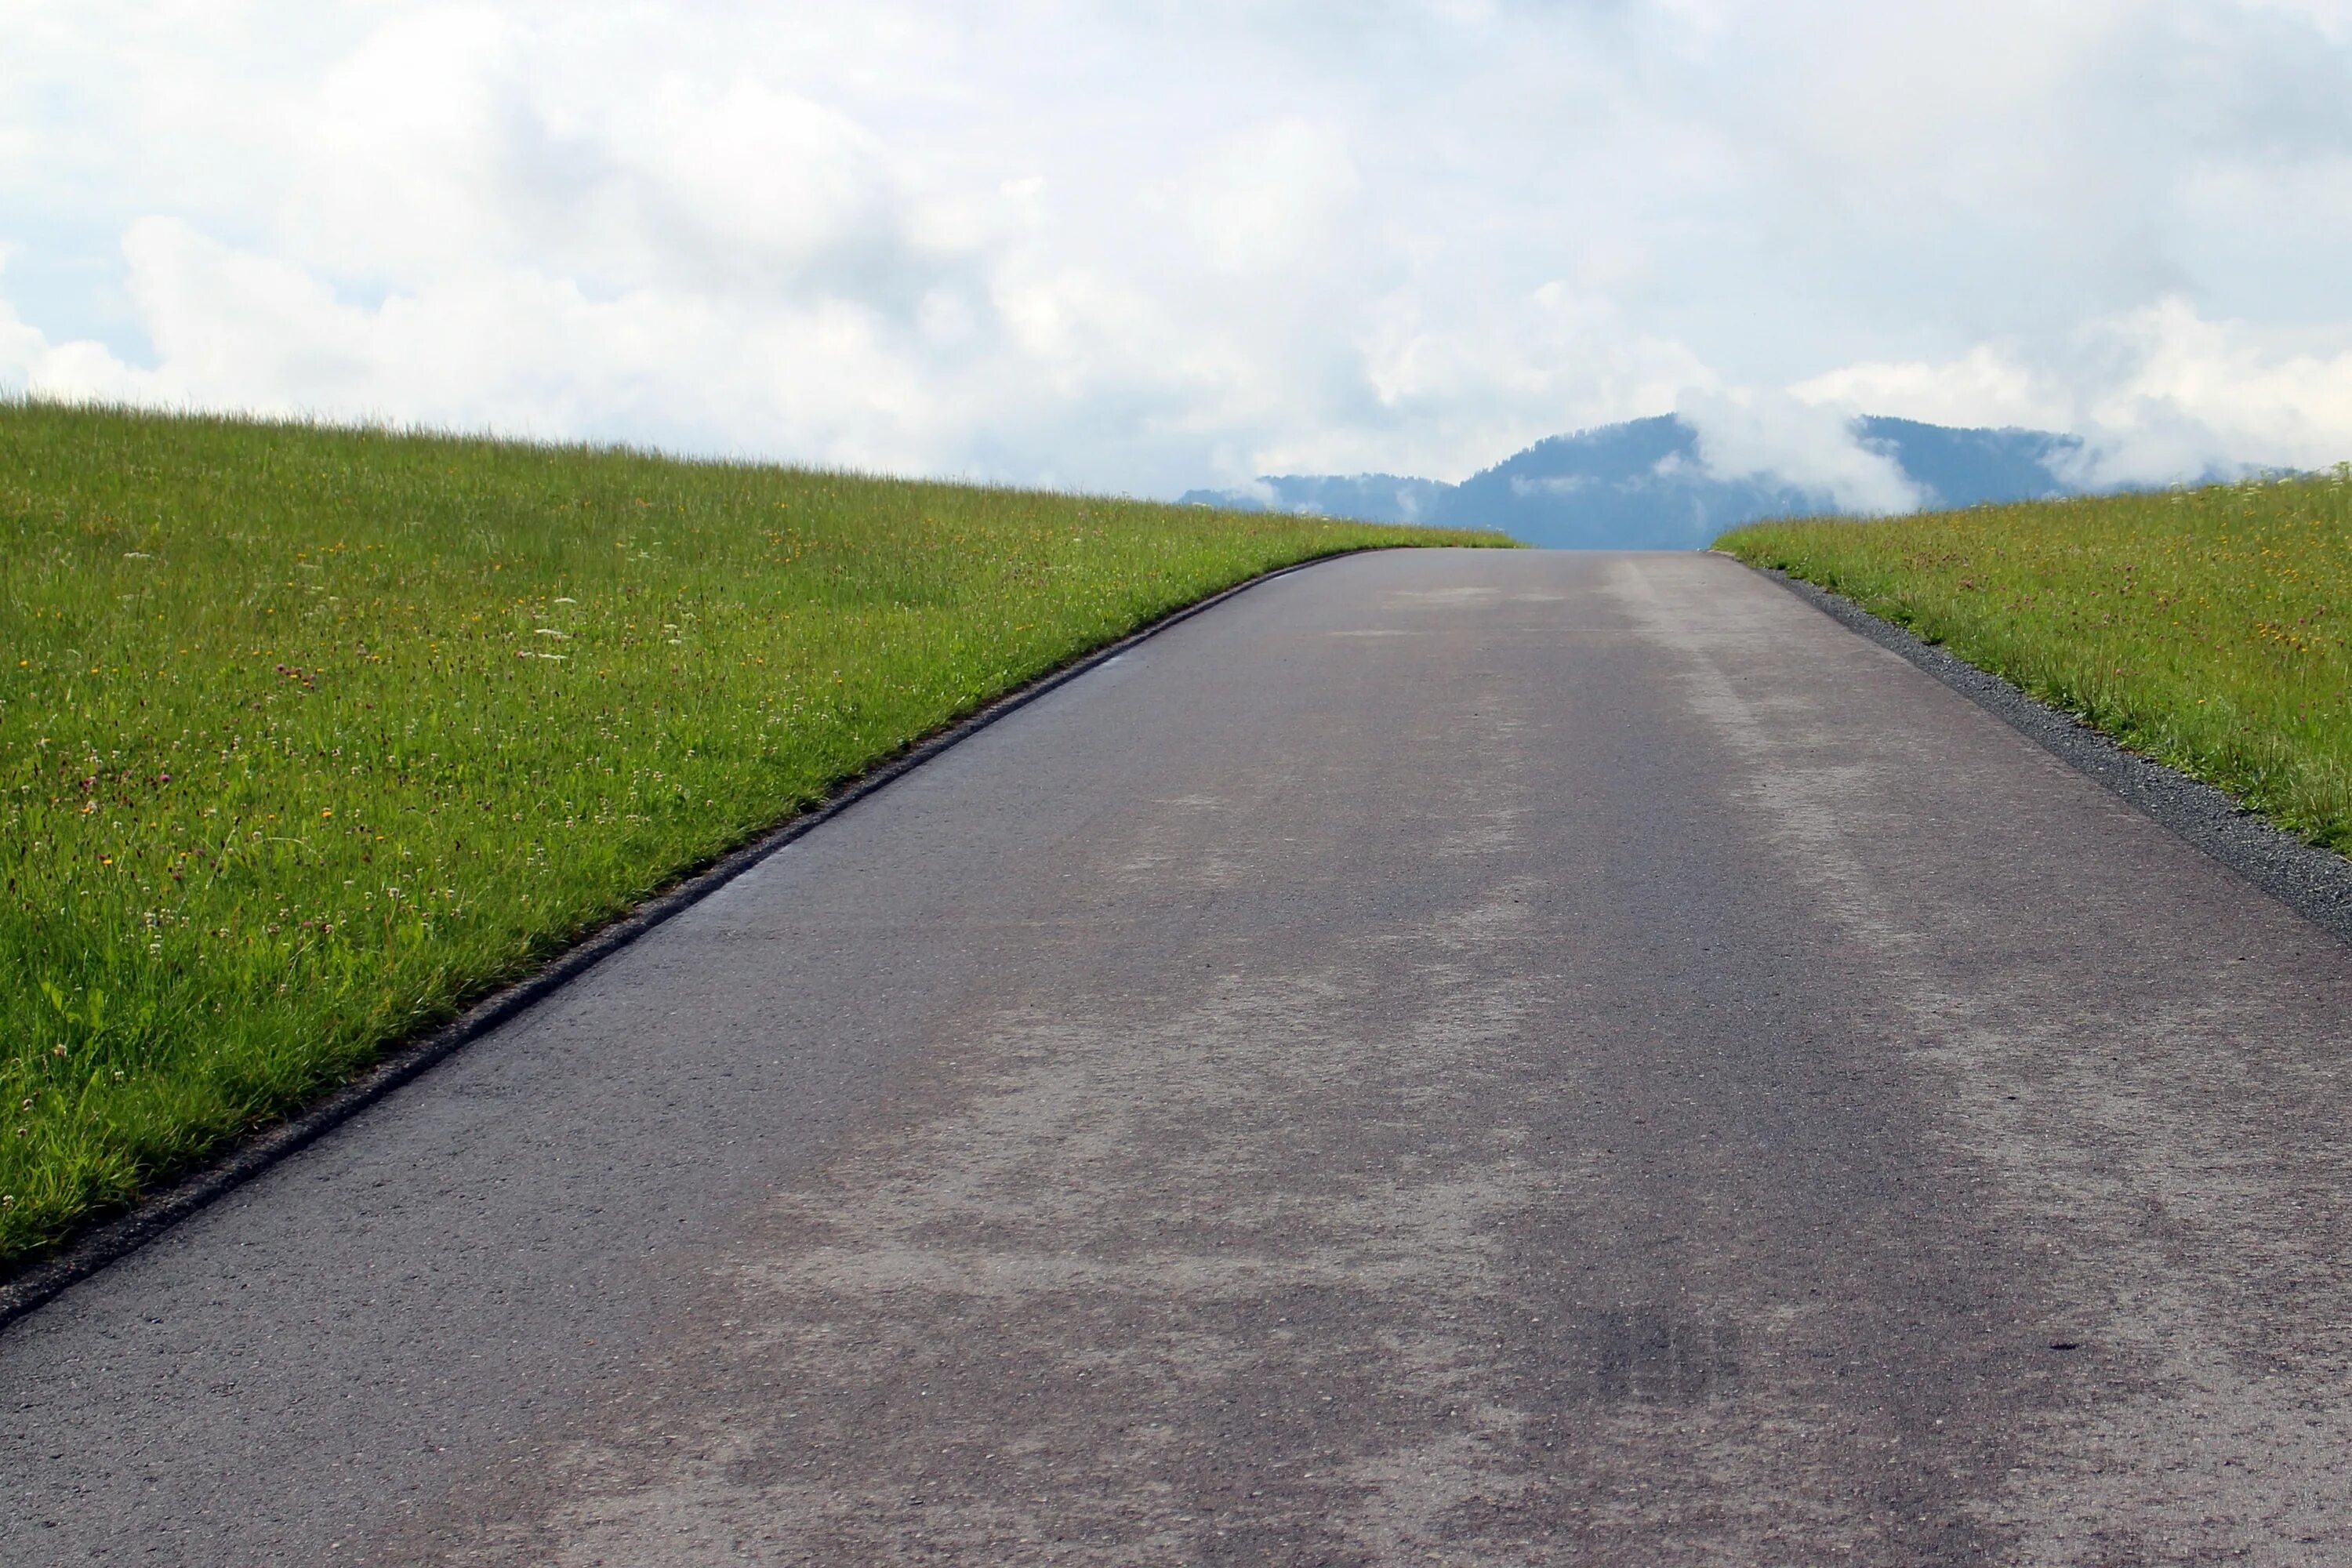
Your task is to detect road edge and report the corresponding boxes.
[1731,554,2352,946]
[0,547,1387,1330]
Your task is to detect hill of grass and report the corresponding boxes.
[0,402,1511,1265]
[1718,468,2352,852]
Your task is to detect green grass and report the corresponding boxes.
[1718,466,2352,852]
[0,401,1511,1264]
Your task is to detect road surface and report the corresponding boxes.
[9,549,2352,1565]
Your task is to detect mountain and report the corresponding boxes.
[1177,414,2093,549]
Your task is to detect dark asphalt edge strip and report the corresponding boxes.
[1731,554,2352,946]
[0,548,1380,1330]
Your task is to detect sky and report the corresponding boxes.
[4,0,2351,506]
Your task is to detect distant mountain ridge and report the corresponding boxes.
[1178,414,2096,549]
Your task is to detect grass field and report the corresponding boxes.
[1718,467,2352,852]
[0,402,1509,1265]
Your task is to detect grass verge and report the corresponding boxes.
[1,401,1512,1264]
[1718,468,2352,851]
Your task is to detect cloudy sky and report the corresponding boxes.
[5,0,2351,503]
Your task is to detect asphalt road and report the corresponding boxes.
[9,548,2352,1566]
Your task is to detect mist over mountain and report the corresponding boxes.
[1179,415,2108,549]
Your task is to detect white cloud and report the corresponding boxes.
[1791,348,2071,434]
[1679,389,1925,514]
[1181,119,1359,275]
[2,0,2350,499]
[1793,297,2352,485]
